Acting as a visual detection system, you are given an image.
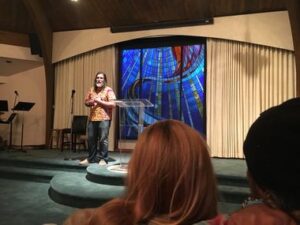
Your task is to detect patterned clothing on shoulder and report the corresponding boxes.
[85,86,116,121]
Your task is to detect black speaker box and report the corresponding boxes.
[29,33,42,57]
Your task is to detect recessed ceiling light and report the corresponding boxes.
[71,0,78,2]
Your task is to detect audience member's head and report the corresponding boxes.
[125,119,218,224]
[243,97,300,217]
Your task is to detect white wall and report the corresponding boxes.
[53,11,293,63]
[0,66,46,147]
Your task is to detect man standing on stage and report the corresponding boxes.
[80,72,116,166]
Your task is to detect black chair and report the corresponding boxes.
[60,115,88,152]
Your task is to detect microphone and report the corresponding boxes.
[71,89,76,97]
[14,90,19,96]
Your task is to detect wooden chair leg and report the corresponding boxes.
[48,130,54,149]
[60,131,65,152]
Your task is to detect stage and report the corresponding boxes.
[0,148,248,225]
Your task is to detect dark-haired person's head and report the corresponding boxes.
[244,97,300,213]
[93,72,107,90]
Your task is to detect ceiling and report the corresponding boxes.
[0,0,288,76]
[0,0,287,34]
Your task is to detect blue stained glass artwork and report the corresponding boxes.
[120,42,206,139]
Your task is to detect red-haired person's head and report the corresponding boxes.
[127,119,217,224]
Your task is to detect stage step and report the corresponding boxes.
[0,151,249,212]
[217,174,248,187]
[0,157,87,173]
[49,171,245,211]
[48,162,250,208]
[218,184,250,203]
[49,173,125,208]
[86,163,125,185]
[0,165,83,183]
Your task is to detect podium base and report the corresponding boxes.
[107,164,128,174]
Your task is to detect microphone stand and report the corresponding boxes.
[9,93,18,149]
[64,91,75,160]
[20,110,26,153]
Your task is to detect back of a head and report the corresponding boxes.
[126,119,218,224]
[243,97,300,211]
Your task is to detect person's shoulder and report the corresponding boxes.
[193,214,228,225]
[228,204,296,225]
[105,86,116,98]
[104,86,114,91]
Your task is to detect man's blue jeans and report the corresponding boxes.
[87,120,111,163]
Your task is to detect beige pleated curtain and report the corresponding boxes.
[53,45,117,150]
[53,38,296,158]
[206,38,296,158]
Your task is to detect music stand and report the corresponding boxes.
[0,113,17,124]
[12,102,35,152]
[0,100,8,112]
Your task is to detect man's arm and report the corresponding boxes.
[84,90,96,107]
[94,98,116,108]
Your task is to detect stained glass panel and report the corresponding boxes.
[120,40,206,139]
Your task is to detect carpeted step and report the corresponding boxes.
[49,165,250,208]
[0,166,73,183]
[49,173,125,208]
[86,163,126,186]
[218,202,241,214]
[0,157,87,173]
[218,184,250,203]
[87,164,249,188]
[216,174,248,187]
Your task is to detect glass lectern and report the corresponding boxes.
[108,99,153,173]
